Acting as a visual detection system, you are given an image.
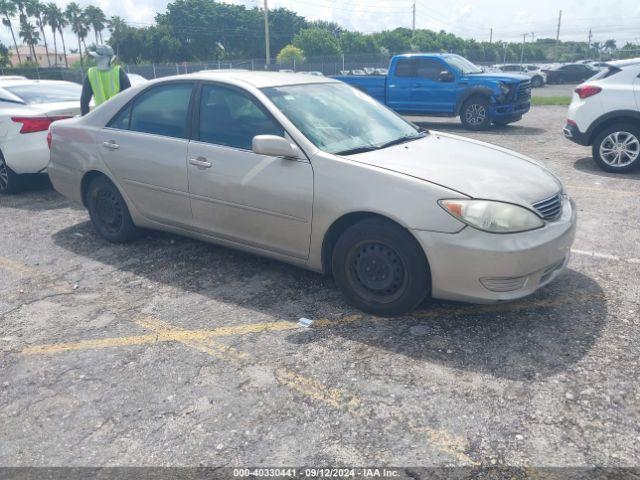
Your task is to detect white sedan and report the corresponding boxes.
[0,79,81,194]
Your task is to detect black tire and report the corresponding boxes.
[331,218,430,316]
[0,152,24,194]
[592,123,640,173]
[460,97,492,131]
[86,175,141,243]
[531,76,544,88]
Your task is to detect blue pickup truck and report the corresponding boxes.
[334,53,532,130]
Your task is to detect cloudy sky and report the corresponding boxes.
[3,0,640,50]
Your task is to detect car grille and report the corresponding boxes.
[532,193,563,221]
[516,80,532,101]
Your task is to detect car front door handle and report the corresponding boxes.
[189,157,212,168]
[102,141,119,150]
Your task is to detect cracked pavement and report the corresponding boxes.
[0,106,639,469]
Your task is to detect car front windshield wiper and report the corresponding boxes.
[335,145,381,156]
[376,131,427,149]
[335,132,427,156]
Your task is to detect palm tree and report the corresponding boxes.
[84,5,106,44]
[56,5,68,67]
[26,0,50,66]
[19,19,39,62]
[42,2,60,65]
[64,2,84,67]
[0,0,21,64]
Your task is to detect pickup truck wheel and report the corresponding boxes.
[461,98,492,131]
[332,218,430,316]
[0,152,23,195]
[592,124,640,173]
[531,76,544,88]
[87,176,141,243]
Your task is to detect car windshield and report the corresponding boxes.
[262,82,423,155]
[3,82,81,104]
[445,55,483,74]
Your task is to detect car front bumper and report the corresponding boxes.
[491,101,531,120]
[414,197,577,303]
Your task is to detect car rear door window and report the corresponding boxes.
[126,83,194,139]
[395,58,415,77]
[197,84,284,150]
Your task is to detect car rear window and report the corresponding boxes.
[3,83,82,104]
[590,66,621,81]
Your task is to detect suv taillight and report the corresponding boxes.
[11,116,71,134]
[575,85,602,99]
[47,131,52,150]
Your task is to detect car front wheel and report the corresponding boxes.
[332,218,430,316]
[592,124,640,173]
[531,76,544,88]
[86,176,141,243]
[0,153,23,194]
[460,98,492,131]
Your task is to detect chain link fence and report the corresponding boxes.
[4,50,639,83]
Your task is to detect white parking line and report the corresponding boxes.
[571,249,640,265]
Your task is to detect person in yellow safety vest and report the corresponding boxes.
[80,45,131,116]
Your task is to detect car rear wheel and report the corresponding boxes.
[592,124,640,173]
[0,153,23,194]
[460,97,492,131]
[86,176,141,243]
[331,218,430,316]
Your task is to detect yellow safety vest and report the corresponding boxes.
[87,65,122,106]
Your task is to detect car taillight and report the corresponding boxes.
[47,131,52,150]
[11,115,71,134]
[566,119,577,126]
[574,85,602,99]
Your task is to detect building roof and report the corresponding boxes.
[9,44,65,56]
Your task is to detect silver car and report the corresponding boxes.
[48,72,577,315]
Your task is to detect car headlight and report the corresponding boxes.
[499,83,511,97]
[438,199,545,233]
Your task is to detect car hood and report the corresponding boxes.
[346,131,563,206]
[465,72,530,83]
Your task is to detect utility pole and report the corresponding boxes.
[520,33,526,65]
[531,32,535,42]
[264,0,271,68]
[489,28,493,44]
[412,0,416,31]
[554,9,562,61]
[587,28,593,56]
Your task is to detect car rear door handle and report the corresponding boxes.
[189,157,212,168]
[102,141,119,150]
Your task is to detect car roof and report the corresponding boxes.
[607,57,640,68]
[177,70,338,88]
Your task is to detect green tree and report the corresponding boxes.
[339,31,378,54]
[18,19,39,61]
[84,5,106,44]
[42,2,63,66]
[65,2,85,68]
[276,44,304,65]
[0,0,20,64]
[293,28,341,57]
[0,41,9,66]
[26,0,50,66]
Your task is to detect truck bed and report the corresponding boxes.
[332,75,387,103]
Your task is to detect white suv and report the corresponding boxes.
[563,58,640,172]
[493,64,546,88]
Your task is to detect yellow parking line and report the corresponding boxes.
[21,317,299,356]
[0,256,37,275]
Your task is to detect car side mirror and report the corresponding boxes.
[439,70,453,82]
[252,135,301,159]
